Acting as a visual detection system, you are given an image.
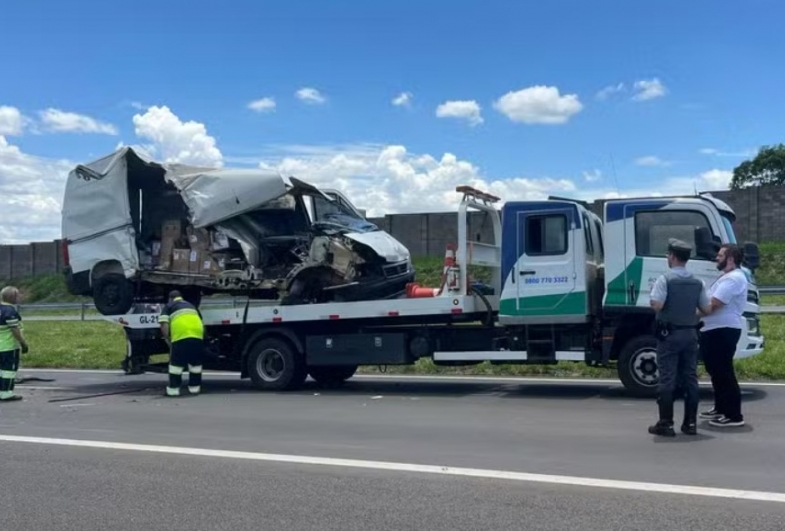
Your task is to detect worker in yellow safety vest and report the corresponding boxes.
[159,290,205,397]
[0,286,29,402]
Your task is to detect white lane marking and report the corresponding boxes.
[0,434,783,503]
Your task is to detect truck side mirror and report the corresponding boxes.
[743,242,760,271]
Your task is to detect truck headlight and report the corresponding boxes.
[746,317,760,336]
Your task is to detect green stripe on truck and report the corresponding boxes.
[605,256,643,306]
[499,291,586,316]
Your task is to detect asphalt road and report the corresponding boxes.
[3,370,785,530]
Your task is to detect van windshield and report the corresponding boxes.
[312,195,379,233]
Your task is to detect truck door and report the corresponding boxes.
[605,200,724,307]
[512,205,585,323]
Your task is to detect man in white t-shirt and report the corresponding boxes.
[698,244,748,428]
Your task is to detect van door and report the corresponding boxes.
[509,204,585,323]
[61,150,139,277]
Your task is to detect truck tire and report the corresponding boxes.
[246,337,306,391]
[617,335,659,398]
[93,273,134,316]
[308,365,358,386]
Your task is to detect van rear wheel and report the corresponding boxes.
[93,273,134,315]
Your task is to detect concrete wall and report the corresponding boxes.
[0,240,63,280]
[2,186,784,279]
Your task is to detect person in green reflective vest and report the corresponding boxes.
[0,286,30,402]
[159,290,205,397]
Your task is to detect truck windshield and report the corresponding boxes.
[720,212,737,244]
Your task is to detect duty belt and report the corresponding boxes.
[656,321,698,338]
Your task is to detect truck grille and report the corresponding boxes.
[383,261,409,278]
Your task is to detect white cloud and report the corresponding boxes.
[248,97,276,113]
[0,106,29,136]
[583,169,602,182]
[582,169,733,202]
[392,92,413,107]
[700,147,755,158]
[0,135,74,243]
[697,169,733,189]
[493,85,583,125]
[132,105,223,167]
[596,83,626,100]
[0,99,741,245]
[635,155,671,167]
[632,78,667,101]
[258,143,580,217]
[435,100,483,126]
[295,87,327,105]
[38,108,118,135]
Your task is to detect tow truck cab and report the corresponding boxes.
[498,193,763,394]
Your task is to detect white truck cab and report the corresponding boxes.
[498,193,763,394]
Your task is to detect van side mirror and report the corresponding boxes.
[743,242,760,271]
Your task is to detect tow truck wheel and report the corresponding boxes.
[308,365,358,386]
[617,335,659,398]
[246,337,306,391]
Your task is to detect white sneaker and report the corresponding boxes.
[709,416,745,428]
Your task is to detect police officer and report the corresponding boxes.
[159,290,205,397]
[0,286,29,402]
[648,239,712,437]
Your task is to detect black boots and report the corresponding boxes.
[649,398,676,436]
[681,401,698,435]
[649,397,698,437]
[648,421,676,437]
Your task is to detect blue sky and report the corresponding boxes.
[0,0,782,242]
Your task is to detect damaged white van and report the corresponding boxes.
[61,147,414,315]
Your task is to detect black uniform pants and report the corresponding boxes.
[167,338,204,396]
[700,327,743,421]
[0,349,20,399]
[657,329,699,425]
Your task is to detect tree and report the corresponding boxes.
[730,144,785,189]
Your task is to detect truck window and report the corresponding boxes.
[582,213,594,255]
[525,214,567,255]
[594,218,604,257]
[634,210,716,260]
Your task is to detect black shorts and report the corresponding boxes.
[170,338,204,368]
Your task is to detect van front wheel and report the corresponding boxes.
[93,273,134,315]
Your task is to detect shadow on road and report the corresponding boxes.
[39,375,770,407]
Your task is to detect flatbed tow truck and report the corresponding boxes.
[107,186,764,397]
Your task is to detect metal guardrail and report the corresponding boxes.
[758,286,785,295]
